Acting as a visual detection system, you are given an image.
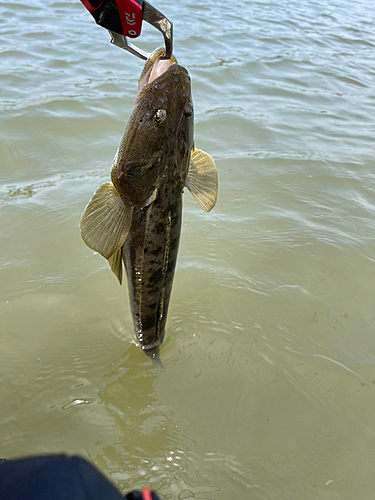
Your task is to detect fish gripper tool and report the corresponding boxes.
[80,0,173,60]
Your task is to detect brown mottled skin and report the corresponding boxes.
[111,64,194,349]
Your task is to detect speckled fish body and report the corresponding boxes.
[80,49,218,351]
[115,63,193,349]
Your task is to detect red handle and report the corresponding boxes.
[79,0,143,38]
[80,0,100,13]
[115,0,143,38]
[142,487,153,500]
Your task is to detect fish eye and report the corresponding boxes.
[154,108,166,125]
[184,102,193,117]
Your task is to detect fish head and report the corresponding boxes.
[111,48,194,208]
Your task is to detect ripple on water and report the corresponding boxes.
[1,0,375,497]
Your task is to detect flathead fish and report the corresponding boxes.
[80,48,218,350]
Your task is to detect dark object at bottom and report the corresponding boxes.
[0,454,160,500]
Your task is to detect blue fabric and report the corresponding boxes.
[0,454,124,500]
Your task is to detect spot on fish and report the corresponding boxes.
[149,268,162,285]
[150,246,163,256]
[155,222,165,234]
[143,316,156,330]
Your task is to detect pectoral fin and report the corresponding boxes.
[186,149,218,212]
[80,181,132,260]
[108,247,123,285]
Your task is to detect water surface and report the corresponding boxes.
[1,0,375,498]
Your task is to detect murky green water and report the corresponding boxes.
[1,0,375,498]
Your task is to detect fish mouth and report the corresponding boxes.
[136,47,188,101]
[138,47,177,91]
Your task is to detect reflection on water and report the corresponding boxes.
[1,0,375,498]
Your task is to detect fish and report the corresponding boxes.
[80,47,218,351]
